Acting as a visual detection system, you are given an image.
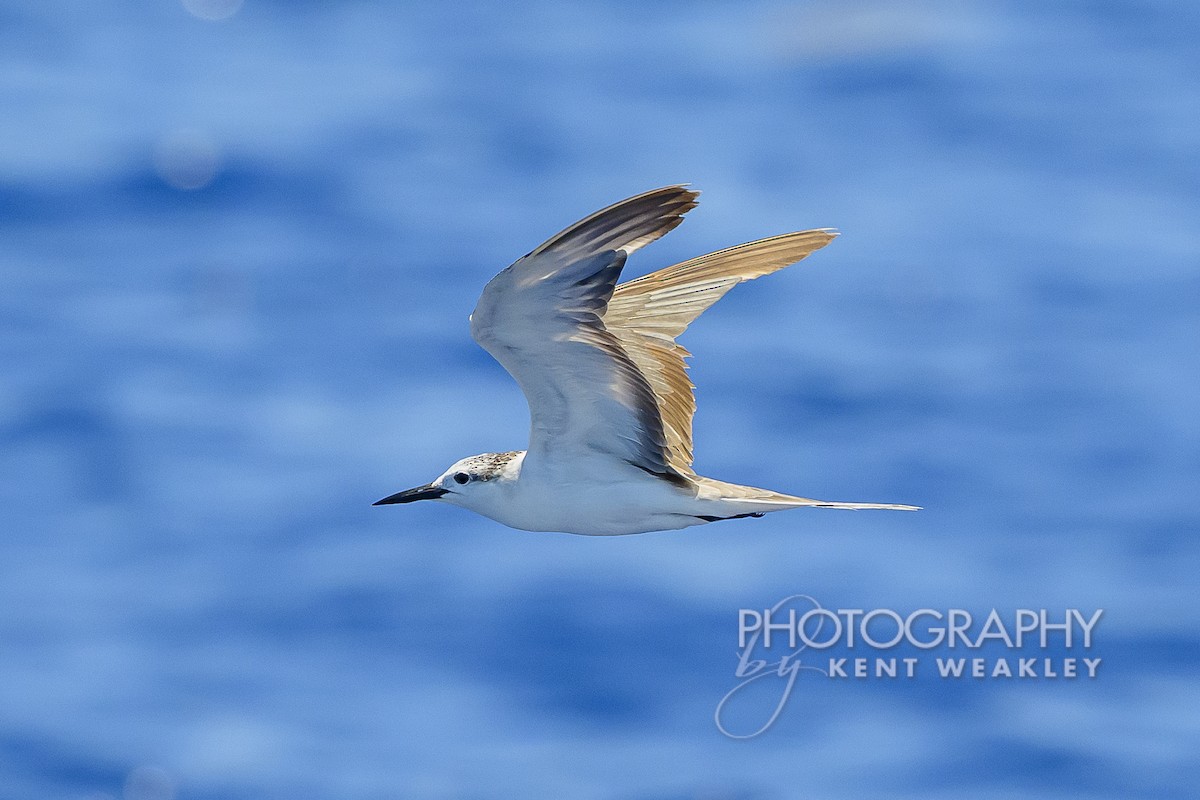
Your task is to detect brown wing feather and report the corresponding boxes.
[604,230,838,473]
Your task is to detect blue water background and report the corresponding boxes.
[1,1,1197,797]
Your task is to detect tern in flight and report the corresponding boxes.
[375,186,918,534]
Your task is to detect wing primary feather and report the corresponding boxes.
[528,185,700,261]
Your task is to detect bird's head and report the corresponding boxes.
[373,451,523,510]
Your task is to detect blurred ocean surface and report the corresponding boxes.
[1,0,1197,798]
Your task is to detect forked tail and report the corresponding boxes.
[694,476,920,513]
[787,498,921,511]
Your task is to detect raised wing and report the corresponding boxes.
[605,230,837,473]
[470,186,699,481]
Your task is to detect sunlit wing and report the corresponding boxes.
[605,229,837,473]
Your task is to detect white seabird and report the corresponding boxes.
[375,186,918,534]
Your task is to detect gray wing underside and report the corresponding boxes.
[469,186,699,480]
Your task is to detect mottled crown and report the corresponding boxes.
[459,451,522,480]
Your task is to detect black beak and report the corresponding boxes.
[373,484,449,505]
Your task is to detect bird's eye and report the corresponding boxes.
[453,472,470,485]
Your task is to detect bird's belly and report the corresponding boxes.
[484,476,704,536]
